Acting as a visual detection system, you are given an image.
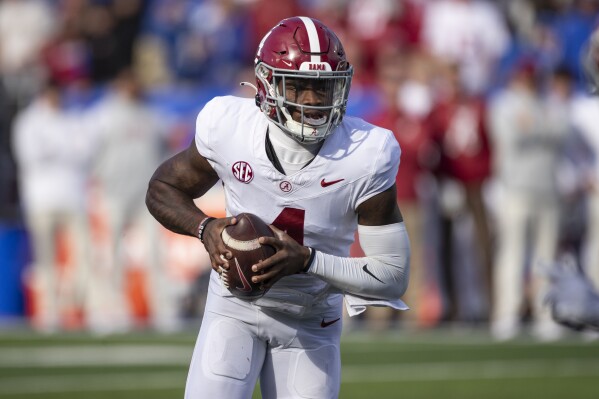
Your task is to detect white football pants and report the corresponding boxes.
[185,272,343,399]
[492,190,560,330]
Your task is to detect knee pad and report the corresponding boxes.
[202,318,255,380]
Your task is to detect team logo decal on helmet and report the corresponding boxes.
[252,16,353,143]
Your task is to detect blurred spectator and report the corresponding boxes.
[367,50,437,329]
[0,0,57,106]
[347,0,398,42]
[247,0,304,53]
[83,4,121,82]
[501,1,599,91]
[86,71,174,332]
[488,63,572,341]
[141,0,189,65]
[395,0,427,48]
[429,63,493,322]
[545,0,599,85]
[112,0,146,68]
[421,0,509,95]
[570,86,599,292]
[143,0,252,87]
[345,0,404,72]
[12,80,94,332]
[179,0,252,85]
[82,1,145,83]
[41,17,90,87]
[0,77,19,221]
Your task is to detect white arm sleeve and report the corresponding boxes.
[306,222,410,301]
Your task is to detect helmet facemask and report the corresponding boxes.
[256,62,353,143]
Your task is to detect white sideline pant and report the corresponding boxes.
[492,190,560,330]
[26,209,92,330]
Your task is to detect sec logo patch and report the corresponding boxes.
[232,161,254,183]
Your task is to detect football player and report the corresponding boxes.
[146,17,411,398]
[545,26,599,332]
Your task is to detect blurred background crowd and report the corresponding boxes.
[0,0,598,341]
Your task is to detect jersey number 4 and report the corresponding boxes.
[271,207,305,245]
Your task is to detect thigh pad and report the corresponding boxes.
[203,318,255,380]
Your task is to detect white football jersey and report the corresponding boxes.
[195,96,400,299]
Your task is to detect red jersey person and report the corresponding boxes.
[429,63,493,322]
[367,50,437,328]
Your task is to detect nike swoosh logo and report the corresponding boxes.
[362,264,385,284]
[320,317,341,328]
[320,178,345,187]
[235,258,252,292]
[281,59,293,67]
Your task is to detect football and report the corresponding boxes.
[220,213,276,300]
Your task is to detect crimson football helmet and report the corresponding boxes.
[253,16,353,142]
[583,26,599,94]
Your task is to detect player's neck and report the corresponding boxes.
[267,121,322,174]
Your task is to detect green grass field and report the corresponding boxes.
[1,328,598,398]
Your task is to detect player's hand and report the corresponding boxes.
[251,224,311,289]
[202,216,237,272]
